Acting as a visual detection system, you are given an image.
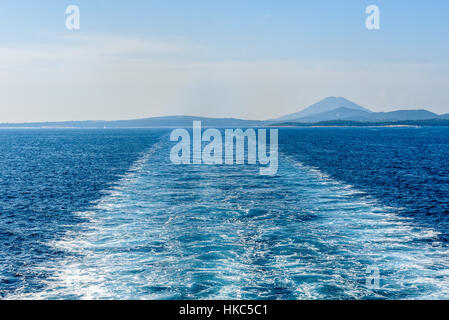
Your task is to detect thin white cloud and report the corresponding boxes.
[0,35,448,122]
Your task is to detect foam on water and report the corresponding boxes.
[8,136,449,299]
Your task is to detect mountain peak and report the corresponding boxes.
[323,96,345,101]
[276,97,371,121]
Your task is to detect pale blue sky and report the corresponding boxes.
[0,1,448,121]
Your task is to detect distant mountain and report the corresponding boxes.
[294,107,371,123]
[275,97,371,121]
[1,100,445,128]
[291,108,439,123]
[348,109,438,122]
[0,116,264,128]
[270,119,449,127]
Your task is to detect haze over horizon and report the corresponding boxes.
[1,1,448,122]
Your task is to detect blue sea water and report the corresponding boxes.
[1,127,449,299]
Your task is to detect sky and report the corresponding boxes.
[0,0,448,122]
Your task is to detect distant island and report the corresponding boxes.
[269,119,449,127]
[0,116,264,128]
[268,97,449,126]
[1,97,448,128]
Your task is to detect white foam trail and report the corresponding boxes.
[8,144,449,299]
[6,142,165,300]
[284,156,449,299]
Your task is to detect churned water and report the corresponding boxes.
[1,127,449,299]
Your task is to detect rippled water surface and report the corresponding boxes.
[1,127,449,299]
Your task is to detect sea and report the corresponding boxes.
[1,127,449,299]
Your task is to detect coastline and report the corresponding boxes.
[268,124,421,128]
